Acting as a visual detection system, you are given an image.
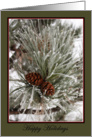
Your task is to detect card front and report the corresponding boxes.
[1,11,91,136]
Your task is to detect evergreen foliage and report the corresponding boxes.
[9,19,83,122]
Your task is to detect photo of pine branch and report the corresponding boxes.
[9,19,83,122]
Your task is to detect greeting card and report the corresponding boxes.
[0,1,91,136]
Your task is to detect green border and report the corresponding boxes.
[1,11,91,136]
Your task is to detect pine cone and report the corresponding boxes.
[25,72,43,86]
[41,81,55,96]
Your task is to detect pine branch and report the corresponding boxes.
[9,19,83,122]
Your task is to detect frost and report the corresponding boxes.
[9,19,83,122]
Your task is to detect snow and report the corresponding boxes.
[73,39,83,59]
[9,69,22,92]
[9,50,15,58]
[61,19,83,29]
[9,69,20,79]
[9,114,45,122]
[60,19,83,59]
[9,101,83,122]
[64,101,83,122]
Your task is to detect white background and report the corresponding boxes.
[0,0,92,10]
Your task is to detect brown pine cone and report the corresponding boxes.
[41,81,55,96]
[25,72,43,86]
